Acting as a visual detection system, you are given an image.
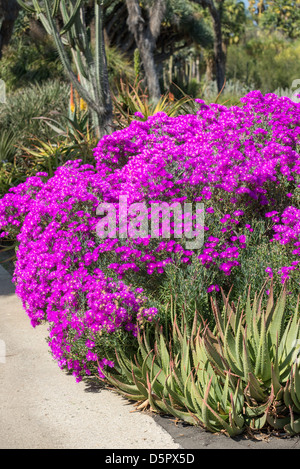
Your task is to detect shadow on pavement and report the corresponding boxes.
[153,413,300,449]
[0,249,16,296]
[83,377,107,393]
[0,265,15,295]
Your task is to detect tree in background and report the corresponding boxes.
[105,0,213,95]
[260,0,300,39]
[225,0,300,94]
[125,0,166,102]
[0,0,20,58]
[248,0,266,20]
[2,0,299,108]
[221,0,246,53]
[191,0,226,92]
[249,0,300,39]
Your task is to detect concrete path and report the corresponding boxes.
[0,264,180,449]
[2,262,300,450]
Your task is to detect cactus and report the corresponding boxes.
[133,48,141,82]
[17,0,113,138]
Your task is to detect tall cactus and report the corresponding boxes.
[17,0,113,138]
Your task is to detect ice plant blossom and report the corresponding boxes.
[1,90,300,380]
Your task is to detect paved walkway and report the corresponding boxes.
[0,264,180,449]
[2,263,300,450]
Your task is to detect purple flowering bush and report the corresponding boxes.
[1,90,300,382]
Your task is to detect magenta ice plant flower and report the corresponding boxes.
[1,91,300,380]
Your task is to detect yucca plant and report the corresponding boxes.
[202,282,300,434]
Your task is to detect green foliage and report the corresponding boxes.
[220,0,247,46]
[20,111,98,176]
[106,45,135,91]
[104,308,244,436]
[222,219,300,312]
[112,80,197,129]
[0,80,99,198]
[0,34,65,92]
[226,31,300,93]
[157,259,216,328]
[133,48,141,82]
[164,0,213,49]
[0,7,65,91]
[0,130,17,164]
[103,297,245,436]
[0,79,70,198]
[0,161,26,201]
[17,0,113,138]
[0,79,69,148]
[259,0,300,39]
[205,284,300,433]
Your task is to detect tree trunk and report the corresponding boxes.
[125,0,165,103]
[211,6,225,93]
[0,0,20,58]
[205,55,214,83]
[137,37,161,101]
[192,0,226,93]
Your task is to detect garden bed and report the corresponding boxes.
[1,91,300,438]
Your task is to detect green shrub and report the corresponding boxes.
[0,79,69,147]
[0,79,70,198]
[226,32,300,94]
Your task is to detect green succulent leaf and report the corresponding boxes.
[162,397,197,426]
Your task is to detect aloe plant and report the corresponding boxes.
[202,282,300,433]
[103,307,245,437]
[103,283,300,436]
[103,320,186,415]
[17,0,113,138]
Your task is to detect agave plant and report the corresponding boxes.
[201,282,300,434]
